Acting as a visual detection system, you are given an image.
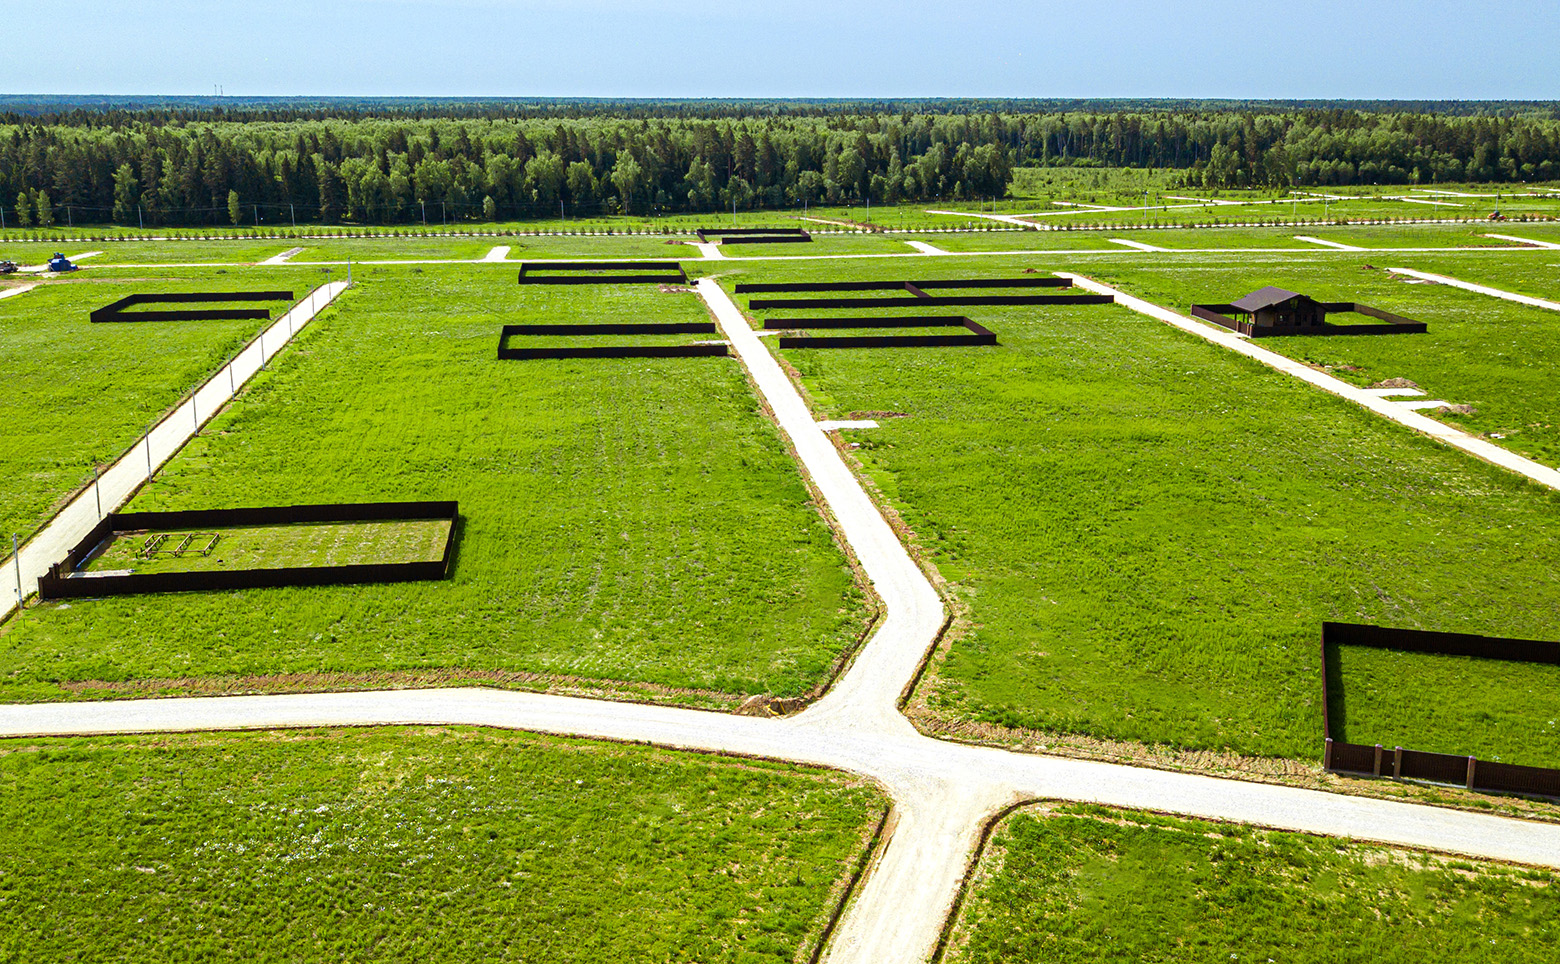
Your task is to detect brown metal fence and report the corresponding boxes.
[38,501,458,599]
[516,261,688,285]
[496,322,727,360]
[91,291,296,323]
[1321,621,1560,797]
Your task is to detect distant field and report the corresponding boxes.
[721,256,1560,760]
[0,727,885,963]
[1,265,866,703]
[946,804,1560,964]
[0,269,314,540]
[913,231,1120,252]
[0,240,295,265]
[1091,256,1560,466]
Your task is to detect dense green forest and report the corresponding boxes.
[3,101,1559,226]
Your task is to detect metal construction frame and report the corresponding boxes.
[37,501,459,598]
[1321,620,1560,798]
[90,291,296,323]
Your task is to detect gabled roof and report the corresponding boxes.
[1232,286,1307,312]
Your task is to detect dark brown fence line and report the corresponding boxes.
[695,228,811,244]
[750,294,1114,310]
[91,291,295,323]
[516,261,689,285]
[776,316,996,350]
[734,277,1073,293]
[1191,303,1426,337]
[496,322,726,360]
[1321,620,1560,798]
[38,501,457,600]
[761,315,976,331]
[500,322,717,336]
[499,345,729,360]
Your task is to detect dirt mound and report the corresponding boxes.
[1368,377,1420,390]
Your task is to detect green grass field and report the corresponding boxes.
[1331,645,1560,767]
[0,265,866,704]
[716,256,1560,762]
[0,269,316,540]
[0,726,885,963]
[1090,256,1560,466]
[80,518,451,575]
[945,804,1560,964]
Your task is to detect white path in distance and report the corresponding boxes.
[259,246,306,265]
[481,245,511,262]
[1295,235,1367,250]
[1386,267,1560,312]
[904,240,947,255]
[1108,237,1167,251]
[1483,233,1560,250]
[0,283,39,300]
[1,283,350,618]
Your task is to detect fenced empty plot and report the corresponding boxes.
[496,322,728,360]
[768,315,996,349]
[516,261,689,285]
[90,291,295,323]
[696,227,812,245]
[37,501,457,598]
[737,277,1115,310]
[1322,621,1560,797]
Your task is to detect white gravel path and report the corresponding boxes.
[1108,237,1167,251]
[4,268,1560,962]
[694,241,724,259]
[1385,267,1560,312]
[1483,233,1560,249]
[259,246,306,265]
[903,240,947,255]
[481,245,511,262]
[1295,235,1367,250]
[1,282,350,616]
[0,283,39,300]
[1059,273,1560,493]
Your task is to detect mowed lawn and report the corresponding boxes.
[1090,254,1560,466]
[945,804,1560,964]
[0,269,317,540]
[0,727,885,963]
[1,265,866,702]
[721,257,1560,762]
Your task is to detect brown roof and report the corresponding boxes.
[1232,286,1307,312]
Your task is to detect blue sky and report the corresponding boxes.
[7,0,1558,99]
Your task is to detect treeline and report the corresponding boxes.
[2,106,1559,227]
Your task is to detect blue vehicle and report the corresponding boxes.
[47,252,77,272]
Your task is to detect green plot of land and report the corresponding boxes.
[1391,249,1560,301]
[1091,256,1560,465]
[0,270,315,540]
[719,258,1560,761]
[80,519,452,575]
[1,265,866,703]
[1331,645,1560,767]
[945,804,1560,964]
[0,727,885,963]
[912,231,1121,252]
